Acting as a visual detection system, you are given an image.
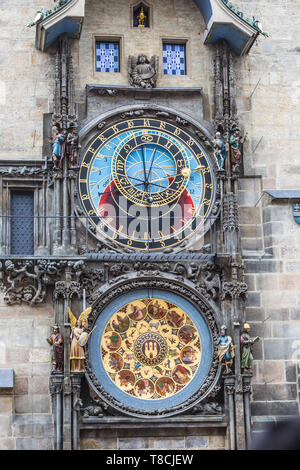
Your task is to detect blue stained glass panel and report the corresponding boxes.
[96,41,120,73]
[10,191,34,255]
[163,43,186,75]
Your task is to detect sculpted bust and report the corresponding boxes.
[128,54,159,88]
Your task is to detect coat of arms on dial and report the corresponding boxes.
[100,298,202,399]
[78,118,216,251]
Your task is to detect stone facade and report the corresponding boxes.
[0,0,299,451]
[80,426,228,450]
[0,0,55,160]
[0,299,54,450]
[235,0,300,438]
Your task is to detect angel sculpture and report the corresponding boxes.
[68,307,92,372]
[128,54,159,89]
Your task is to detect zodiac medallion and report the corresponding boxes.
[100,298,202,400]
[134,332,168,366]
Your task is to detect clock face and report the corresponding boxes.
[88,288,214,415]
[78,118,215,251]
[100,297,202,401]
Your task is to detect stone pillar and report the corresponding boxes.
[71,373,83,450]
[52,35,78,256]
[243,373,253,449]
[224,375,236,450]
[232,299,246,450]
[63,293,72,450]
[53,174,62,252]
[62,157,70,250]
[69,172,77,248]
[234,373,246,449]
[49,374,64,450]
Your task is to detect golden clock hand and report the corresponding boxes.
[148,174,176,184]
[141,145,148,189]
[97,186,121,197]
[146,146,157,182]
[115,173,145,184]
[114,171,168,191]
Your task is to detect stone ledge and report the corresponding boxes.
[87,84,203,96]
[80,415,227,430]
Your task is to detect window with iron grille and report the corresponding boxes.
[95,41,120,73]
[163,43,186,75]
[10,191,34,255]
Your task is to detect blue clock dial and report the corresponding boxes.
[78,118,216,251]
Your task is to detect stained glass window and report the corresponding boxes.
[96,41,120,73]
[163,43,186,75]
[10,191,34,255]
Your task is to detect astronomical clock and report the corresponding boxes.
[78,117,216,252]
[77,110,221,417]
[4,0,262,450]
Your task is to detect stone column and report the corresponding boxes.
[63,292,72,450]
[234,373,246,449]
[224,375,236,450]
[243,373,253,449]
[62,157,70,250]
[69,171,77,248]
[71,373,83,450]
[53,174,62,252]
[232,305,246,449]
[49,374,64,450]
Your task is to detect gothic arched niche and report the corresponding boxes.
[132,1,150,28]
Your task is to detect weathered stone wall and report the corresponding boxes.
[80,427,228,450]
[73,0,213,117]
[74,0,211,90]
[235,0,300,431]
[0,0,55,160]
[0,296,54,450]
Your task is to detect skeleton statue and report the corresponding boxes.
[213,131,226,170]
[128,54,159,89]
